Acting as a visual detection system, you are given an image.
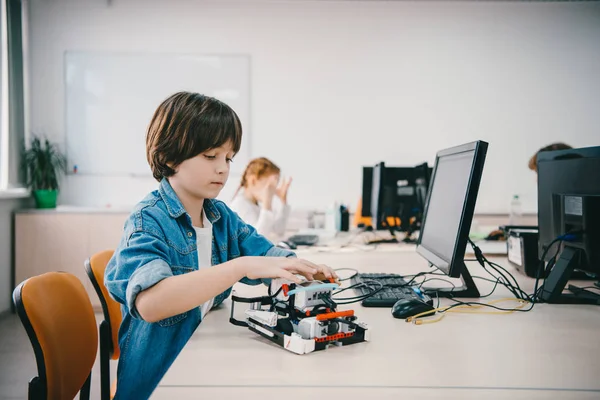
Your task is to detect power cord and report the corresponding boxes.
[411,233,586,325]
[327,280,384,305]
[333,268,359,282]
[406,298,531,325]
[406,241,535,325]
[467,238,531,301]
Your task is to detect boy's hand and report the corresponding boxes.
[240,257,323,284]
[313,264,339,283]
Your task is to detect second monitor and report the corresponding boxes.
[365,163,432,237]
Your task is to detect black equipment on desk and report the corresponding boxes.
[537,146,600,304]
[365,162,432,237]
[287,234,319,247]
[507,228,540,278]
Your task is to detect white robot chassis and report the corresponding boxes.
[229,277,370,355]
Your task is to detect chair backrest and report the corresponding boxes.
[85,250,121,359]
[13,272,98,400]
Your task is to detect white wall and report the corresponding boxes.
[28,0,600,213]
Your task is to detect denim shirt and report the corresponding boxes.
[104,179,294,400]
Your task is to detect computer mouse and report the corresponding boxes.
[277,240,297,250]
[391,298,435,319]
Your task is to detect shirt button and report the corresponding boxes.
[188,232,193,237]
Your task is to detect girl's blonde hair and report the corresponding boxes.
[233,157,280,198]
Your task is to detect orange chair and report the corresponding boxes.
[13,272,98,400]
[85,250,120,400]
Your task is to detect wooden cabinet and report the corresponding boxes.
[14,211,128,310]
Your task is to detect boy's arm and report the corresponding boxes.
[106,228,246,323]
[229,206,296,286]
[234,215,337,284]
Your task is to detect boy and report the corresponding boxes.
[105,92,335,399]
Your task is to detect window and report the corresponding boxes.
[0,0,27,193]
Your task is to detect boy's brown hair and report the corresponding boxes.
[146,92,242,181]
[528,142,572,171]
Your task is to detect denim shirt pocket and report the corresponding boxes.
[156,265,195,327]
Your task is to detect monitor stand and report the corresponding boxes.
[423,262,481,298]
[540,246,600,304]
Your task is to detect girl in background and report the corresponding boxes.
[230,157,292,238]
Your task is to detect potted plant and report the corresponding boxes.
[22,135,67,209]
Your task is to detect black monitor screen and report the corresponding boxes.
[417,141,488,277]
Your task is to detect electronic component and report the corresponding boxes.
[230,278,369,355]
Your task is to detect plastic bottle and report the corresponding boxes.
[325,201,339,232]
[509,195,522,225]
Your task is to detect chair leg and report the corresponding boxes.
[80,372,92,400]
[99,321,111,400]
[28,376,45,400]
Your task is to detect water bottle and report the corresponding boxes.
[509,195,522,225]
[325,202,337,232]
[334,203,343,232]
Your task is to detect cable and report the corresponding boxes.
[423,256,529,303]
[406,298,531,325]
[471,275,503,298]
[333,268,359,282]
[467,238,531,301]
[468,238,524,298]
[339,229,368,248]
[328,280,384,305]
[531,230,583,303]
[400,239,534,326]
[443,298,534,314]
[532,237,563,303]
[533,244,562,302]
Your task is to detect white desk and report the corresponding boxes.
[154,244,600,400]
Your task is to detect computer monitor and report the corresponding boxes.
[366,163,432,234]
[536,146,600,304]
[362,166,412,217]
[416,140,488,298]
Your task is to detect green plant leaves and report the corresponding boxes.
[22,135,67,191]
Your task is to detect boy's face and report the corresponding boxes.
[170,141,235,200]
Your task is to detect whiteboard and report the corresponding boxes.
[65,52,251,176]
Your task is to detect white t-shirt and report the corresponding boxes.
[229,190,291,240]
[194,211,214,319]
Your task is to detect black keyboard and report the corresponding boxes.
[351,273,434,307]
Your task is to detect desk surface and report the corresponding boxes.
[155,243,600,400]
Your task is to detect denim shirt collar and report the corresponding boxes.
[158,178,221,223]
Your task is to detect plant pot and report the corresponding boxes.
[33,190,58,209]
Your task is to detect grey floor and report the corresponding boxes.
[0,311,108,400]
[1,311,37,400]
